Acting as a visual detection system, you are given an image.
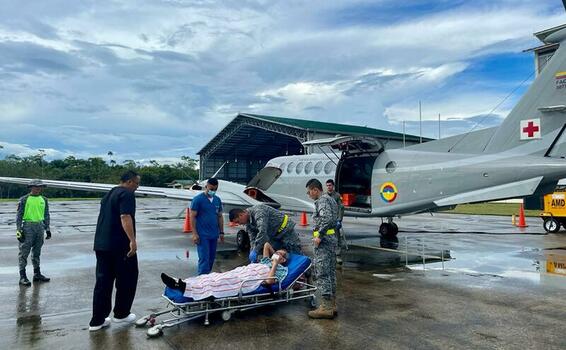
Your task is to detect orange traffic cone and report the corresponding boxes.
[300,212,308,226]
[183,208,192,233]
[517,204,528,228]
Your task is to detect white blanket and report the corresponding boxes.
[183,263,271,300]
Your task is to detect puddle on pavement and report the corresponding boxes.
[405,244,566,288]
[341,233,566,290]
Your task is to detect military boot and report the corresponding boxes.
[308,298,335,319]
[19,270,31,287]
[332,297,338,316]
[33,268,50,283]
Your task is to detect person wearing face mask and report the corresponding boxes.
[190,178,224,275]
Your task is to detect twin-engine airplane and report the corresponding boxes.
[2,11,566,243]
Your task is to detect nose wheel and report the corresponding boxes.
[379,222,398,237]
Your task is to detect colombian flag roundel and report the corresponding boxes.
[380,182,398,203]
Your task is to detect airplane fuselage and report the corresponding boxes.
[259,141,566,218]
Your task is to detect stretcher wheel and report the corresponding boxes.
[147,326,163,338]
[135,316,150,327]
[221,311,232,322]
[543,217,560,233]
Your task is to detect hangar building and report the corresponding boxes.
[197,113,428,183]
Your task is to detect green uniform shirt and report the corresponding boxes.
[23,196,46,222]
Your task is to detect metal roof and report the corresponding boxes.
[201,123,303,158]
[241,113,426,142]
[198,113,429,157]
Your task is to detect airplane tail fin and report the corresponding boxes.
[483,27,566,154]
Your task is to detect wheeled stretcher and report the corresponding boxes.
[135,254,316,337]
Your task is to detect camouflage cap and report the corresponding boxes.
[28,179,46,187]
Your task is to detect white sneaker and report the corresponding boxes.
[112,313,136,324]
[89,317,111,331]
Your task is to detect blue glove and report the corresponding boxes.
[249,250,258,263]
[336,220,342,230]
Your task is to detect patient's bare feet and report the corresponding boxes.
[161,273,186,292]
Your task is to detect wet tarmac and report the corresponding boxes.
[1,199,566,349]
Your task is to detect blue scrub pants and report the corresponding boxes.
[197,237,217,275]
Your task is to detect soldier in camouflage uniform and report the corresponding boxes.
[229,204,302,262]
[326,179,346,264]
[16,179,52,286]
[306,178,338,319]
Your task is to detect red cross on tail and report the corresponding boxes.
[520,118,541,140]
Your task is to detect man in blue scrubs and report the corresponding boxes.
[190,178,224,274]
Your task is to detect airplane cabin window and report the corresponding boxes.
[314,161,323,174]
[287,162,295,173]
[324,161,335,175]
[296,162,304,174]
[280,163,286,171]
[305,161,313,174]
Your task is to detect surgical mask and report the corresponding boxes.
[272,253,281,262]
[208,190,216,197]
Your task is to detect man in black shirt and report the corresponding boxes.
[89,170,141,331]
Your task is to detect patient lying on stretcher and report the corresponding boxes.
[161,243,289,301]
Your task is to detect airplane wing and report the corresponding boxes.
[433,176,544,207]
[0,176,260,207]
[259,192,315,213]
[0,176,317,213]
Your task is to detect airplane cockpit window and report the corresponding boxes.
[296,162,304,174]
[280,163,286,171]
[314,161,323,174]
[287,162,296,173]
[324,161,335,175]
[305,161,313,174]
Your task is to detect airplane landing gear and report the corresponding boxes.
[379,222,398,237]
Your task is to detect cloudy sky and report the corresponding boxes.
[0,0,564,163]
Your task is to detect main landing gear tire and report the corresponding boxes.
[379,222,399,237]
[543,217,560,233]
[237,229,250,251]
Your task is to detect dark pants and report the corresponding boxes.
[197,237,217,275]
[89,250,139,326]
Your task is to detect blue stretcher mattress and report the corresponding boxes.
[164,254,311,304]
